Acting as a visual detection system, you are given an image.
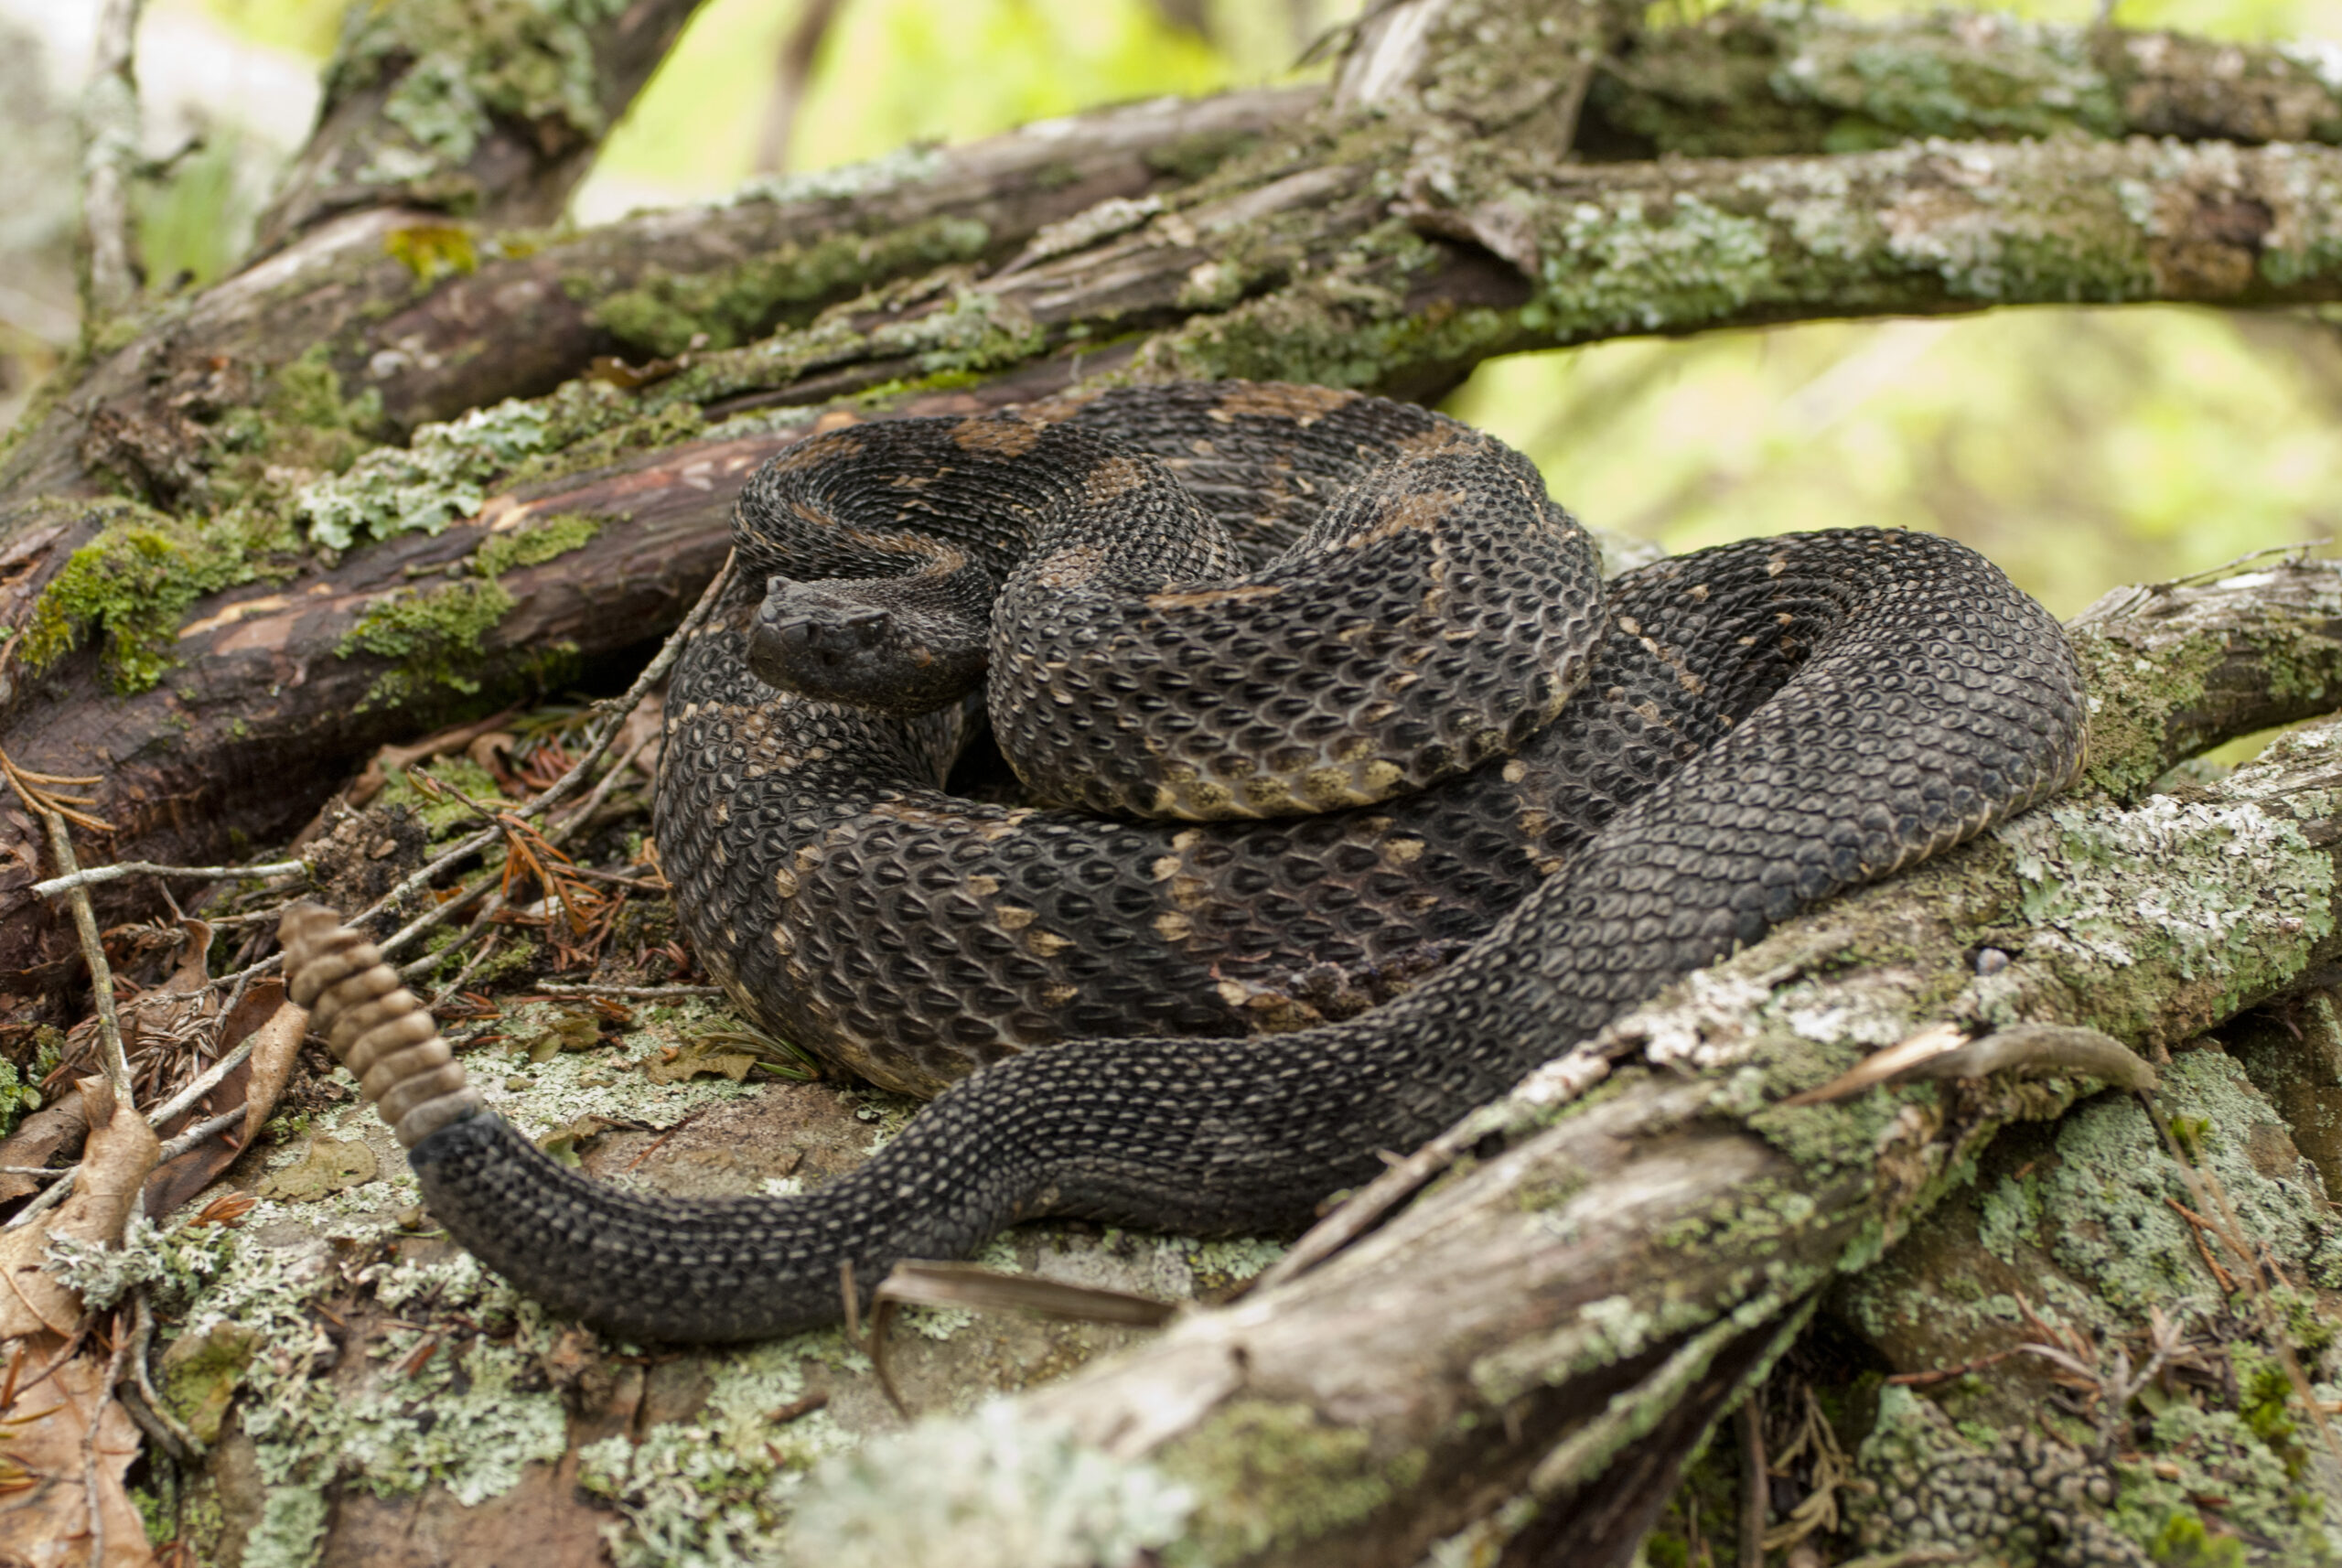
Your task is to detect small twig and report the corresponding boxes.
[532,983,725,1001]
[32,859,306,900]
[1739,1402,1767,1568]
[619,1107,710,1173]
[9,1104,249,1228]
[126,1291,203,1459]
[554,865,669,893]
[0,1165,70,1180]
[5,771,134,1103]
[426,937,506,1014]
[2162,1196,2238,1293]
[10,1311,96,1400]
[0,750,111,833]
[156,1105,252,1165]
[547,729,660,850]
[1885,1349,2017,1388]
[84,1309,133,1566]
[145,1035,256,1133]
[768,1391,829,1424]
[388,882,503,981]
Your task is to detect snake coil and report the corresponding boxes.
[258,385,2090,1344]
[280,906,481,1149]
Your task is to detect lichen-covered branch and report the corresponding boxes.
[1586,6,2342,159]
[786,561,2342,1568]
[77,0,147,323]
[248,0,709,256]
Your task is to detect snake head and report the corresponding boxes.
[749,576,989,714]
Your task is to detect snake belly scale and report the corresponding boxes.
[344,381,2088,1344]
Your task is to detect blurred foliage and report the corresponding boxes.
[128,0,2342,621]
[132,131,266,291]
[1450,309,2342,618]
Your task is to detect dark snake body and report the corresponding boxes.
[405,383,2088,1342]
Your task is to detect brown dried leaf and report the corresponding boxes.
[0,1082,161,1339]
[0,1335,155,1567]
[238,1001,308,1146]
[253,1137,377,1204]
[0,1101,90,1206]
[642,1043,757,1086]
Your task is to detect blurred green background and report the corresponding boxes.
[15,0,2342,618]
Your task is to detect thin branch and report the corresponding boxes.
[83,1308,132,1566]
[78,0,147,321]
[32,859,307,900]
[530,983,726,1001]
[5,770,133,1103]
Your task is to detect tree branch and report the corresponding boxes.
[77,0,147,323]
[248,0,711,256]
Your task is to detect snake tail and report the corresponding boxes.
[281,906,481,1147]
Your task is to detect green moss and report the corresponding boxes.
[335,577,516,710]
[1596,9,2126,158]
[1155,1400,1424,1563]
[474,510,601,577]
[383,221,479,283]
[160,1322,260,1447]
[16,500,299,693]
[590,216,992,360]
[330,0,633,199]
[0,1060,40,1139]
[296,379,658,549]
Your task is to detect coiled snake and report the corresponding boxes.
[284,382,2087,1343]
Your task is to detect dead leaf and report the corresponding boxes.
[0,1334,155,1567]
[0,1081,161,1338]
[238,1002,308,1146]
[254,1137,377,1203]
[643,1042,757,1086]
[537,1115,616,1166]
[0,1101,89,1206]
[156,1323,256,1449]
[140,982,294,1221]
[520,1010,603,1063]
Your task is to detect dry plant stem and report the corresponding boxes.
[394,886,505,983]
[1740,1405,1767,1568]
[426,938,505,1014]
[532,983,725,1000]
[11,781,134,1102]
[78,0,145,319]
[154,1105,246,1165]
[547,730,659,850]
[126,1290,202,1460]
[145,1035,256,1131]
[32,858,307,899]
[2142,1088,2342,1466]
[83,1308,130,1568]
[6,1091,248,1230]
